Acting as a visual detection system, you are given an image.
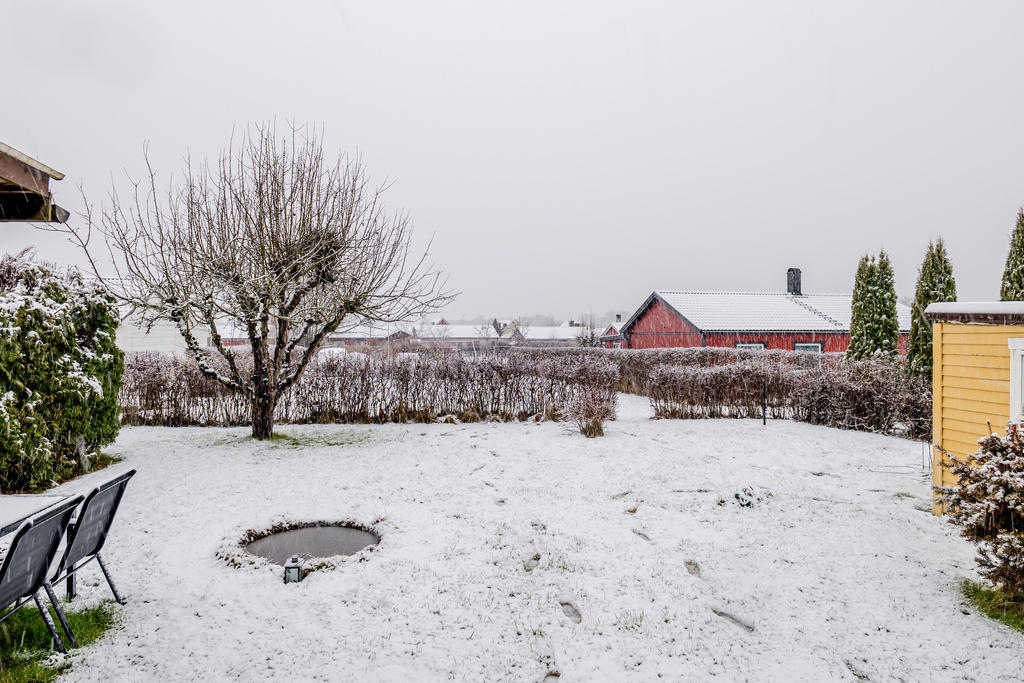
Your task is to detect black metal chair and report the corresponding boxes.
[49,469,136,612]
[0,495,83,654]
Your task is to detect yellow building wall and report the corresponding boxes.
[932,321,1024,514]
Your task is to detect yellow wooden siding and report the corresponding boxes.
[937,382,1007,403]
[942,416,1003,435]
[943,353,1011,370]
[941,364,1008,380]
[942,411,1006,430]
[932,321,1024,514]
[942,395,1007,411]
[938,332,1023,346]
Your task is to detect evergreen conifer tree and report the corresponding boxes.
[847,251,899,360]
[1001,209,1024,301]
[871,250,899,356]
[847,255,873,360]
[908,239,957,376]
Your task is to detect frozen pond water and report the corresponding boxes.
[245,525,379,564]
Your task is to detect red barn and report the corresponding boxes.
[614,269,911,353]
[598,314,626,348]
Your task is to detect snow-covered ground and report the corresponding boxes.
[54,394,1022,681]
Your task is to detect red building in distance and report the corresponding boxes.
[611,269,910,353]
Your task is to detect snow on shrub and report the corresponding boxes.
[120,343,928,439]
[0,254,123,491]
[564,347,929,439]
[120,351,251,426]
[120,348,619,428]
[563,386,616,437]
[938,424,1024,596]
[559,355,618,437]
[644,353,929,438]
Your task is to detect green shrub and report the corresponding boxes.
[939,423,1024,597]
[908,238,956,377]
[0,255,123,491]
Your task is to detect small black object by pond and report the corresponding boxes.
[246,524,380,568]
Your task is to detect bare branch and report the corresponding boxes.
[49,122,455,438]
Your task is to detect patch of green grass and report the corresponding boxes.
[85,451,122,473]
[213,430,369,449]
[962,580,1024,632]
[0,602,115,682]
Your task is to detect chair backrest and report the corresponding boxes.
[56,469,136,576]
[0,496,83,610]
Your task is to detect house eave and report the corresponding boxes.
[0,141,64,180]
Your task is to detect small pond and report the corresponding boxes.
[245,524,380,565]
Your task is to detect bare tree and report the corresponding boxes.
[55,123,453,439]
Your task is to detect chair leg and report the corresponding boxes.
[32,592,67,654]
[43,582,77,648]
[66,572,76,601]
[95,553,125,605]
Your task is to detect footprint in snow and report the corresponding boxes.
[559,602,582,624]
[542,673,560,682]
[523,553,540,572]
[684,560,701,577]
[495,498,506,506]
[632,529,651,542]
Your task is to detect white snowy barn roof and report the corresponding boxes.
[505,325,587,340]
[415,323,497,340]
[329,321,412,340]
[598,318,626,339]
[629,291,911,333]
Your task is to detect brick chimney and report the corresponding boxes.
[615,314,622,322]
[787,268,802,296]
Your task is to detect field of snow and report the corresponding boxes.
[53,394,1023,681]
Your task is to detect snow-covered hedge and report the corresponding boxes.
[0,254,123,492]
[120,344,930,439]
[119,349,619,426]
[646,355,930,439]
[518,347,931,439]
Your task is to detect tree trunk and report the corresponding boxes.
[251,394,276,440]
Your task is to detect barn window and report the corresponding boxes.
[613,342,622,349]
[734,342,766,350]
[1009,339,1024,423]
[793,341,823,353]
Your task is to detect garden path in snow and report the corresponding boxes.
[55,394,1023,681]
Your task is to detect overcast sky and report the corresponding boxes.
[3,1,1024,321]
